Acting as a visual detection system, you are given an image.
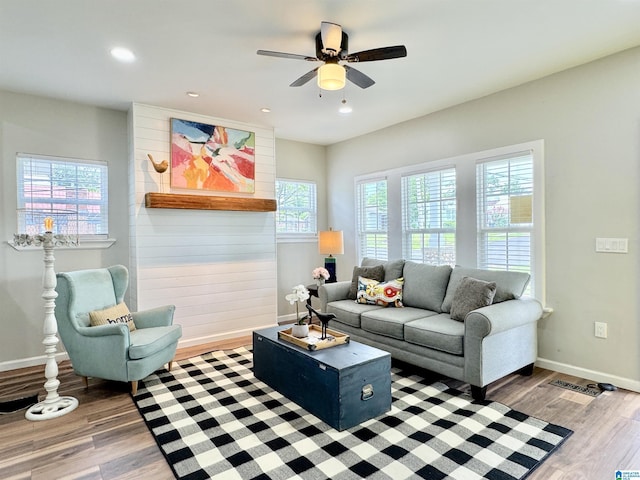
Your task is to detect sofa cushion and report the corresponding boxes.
[356,277,404,307]
[441,266,530,313]
[361,258,405,281]
[348,265,385,300]
[326,300,381,328]
[404,314,465,355]
[450,276,497,321]
[361,307,435,340]
[401,261,452,312]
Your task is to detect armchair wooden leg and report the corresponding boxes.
[167,360,174,372]
[82,376,89,389]
[131,381,138,396]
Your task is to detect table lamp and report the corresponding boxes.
[318,228,344,283]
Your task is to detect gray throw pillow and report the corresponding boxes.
[449,276,497,321]
[348,265,385,300]
[441,266,530,312]
[361,258,405,281]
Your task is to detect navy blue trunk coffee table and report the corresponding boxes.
[253,325,392,431]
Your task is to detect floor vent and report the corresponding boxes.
[549,379,600,397]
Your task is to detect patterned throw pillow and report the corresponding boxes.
[449,276,497,321]
[356,276,404,307]
[89,302,136,331]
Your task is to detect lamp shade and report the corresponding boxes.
[318,230,344,255]
[317,63,346,91]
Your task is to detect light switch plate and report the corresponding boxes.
[595,238,628,253]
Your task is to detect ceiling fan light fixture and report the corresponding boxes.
[318,63,346,91]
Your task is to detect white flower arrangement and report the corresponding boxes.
[312,267,330,280]
[285,284,310,325]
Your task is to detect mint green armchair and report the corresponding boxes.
[55,265,181,395]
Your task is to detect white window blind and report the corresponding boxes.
[356,179,388,261]
[275,179,317,235]
[402,167,456,265]
[476,151,534,293]
[17,153,109,237]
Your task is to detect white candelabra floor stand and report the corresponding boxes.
[14,232,79,420]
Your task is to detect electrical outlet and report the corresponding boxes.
[594,322,608,339]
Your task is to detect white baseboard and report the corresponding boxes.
[277,313,298,325]
[536,357,640,393]
[0,324,279,373]
[176,322,278,349]
[0,352,70,373]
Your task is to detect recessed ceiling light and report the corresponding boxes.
[110,47,135,63]
[261,107,271,113]
[186,91,200,98]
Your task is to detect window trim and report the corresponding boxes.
[354,140,545,304]
[13,152,116,250]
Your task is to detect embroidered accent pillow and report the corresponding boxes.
[449,276,497,321]
[356,276,404,307]
[89,302,136,331]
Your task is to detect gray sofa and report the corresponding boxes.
[319,258,542,400]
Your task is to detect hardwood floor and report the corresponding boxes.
[1,337,639,479]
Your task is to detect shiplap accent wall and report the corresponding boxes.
[128,103,277,347]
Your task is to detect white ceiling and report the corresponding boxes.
[2,0,640,146]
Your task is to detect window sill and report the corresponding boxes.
[7,238,117,251]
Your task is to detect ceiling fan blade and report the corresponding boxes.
[257,50,318,62]
[290,67,320,87]
[344,65,375,89]
[346,45,407,62]
[320,22,342,55]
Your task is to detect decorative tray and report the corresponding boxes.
[278,324,350,351]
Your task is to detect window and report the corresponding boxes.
[356,179,388,260]
[17,153,109,238]
[354,140,544,302]
[477,152,534,290]
[402,168,456,265]
[275,179,317,236]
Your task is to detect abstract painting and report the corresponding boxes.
[170,118,255,193]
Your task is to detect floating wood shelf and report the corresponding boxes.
[145,192,277,212]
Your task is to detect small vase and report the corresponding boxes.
[316,278,325,287]
[291,324,309,338]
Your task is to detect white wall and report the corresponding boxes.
[0,91,129,368]
[326,46,640,390]
[129,104,277,347]
[274,139,328,319]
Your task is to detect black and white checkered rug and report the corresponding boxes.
[135,347,571,480]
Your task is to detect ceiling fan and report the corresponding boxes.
[257,21,407,90]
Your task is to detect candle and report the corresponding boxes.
[44,217,54,232]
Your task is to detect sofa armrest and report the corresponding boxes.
[464,297,542,388]
[464,297,543,339]
[319,281,351,310]
[132,305,176,328]
[77,323,130,337]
